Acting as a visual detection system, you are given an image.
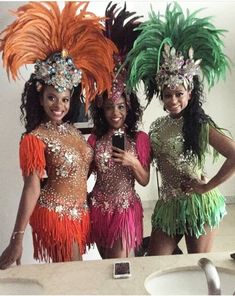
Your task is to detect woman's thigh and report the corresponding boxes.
[185,225,217,254]
[96,238,128,259]
[71,241,82,261]
[148,228,183,256]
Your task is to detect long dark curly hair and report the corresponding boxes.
[90,91,143,140]
[20,74,82,133]
[161,76,216,164]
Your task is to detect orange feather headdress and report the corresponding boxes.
[0,1,117,104]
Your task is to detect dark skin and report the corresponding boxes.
[0,86,82,269]
[148,86,235,256]
[92,97,150,259]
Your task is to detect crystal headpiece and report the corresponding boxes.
[156,44,201,91]
[109,55,127,102]
[34,50,82,92]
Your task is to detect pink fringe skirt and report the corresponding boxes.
[90,199,143,252]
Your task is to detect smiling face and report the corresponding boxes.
[40,85,71,124]
[162,85,191,118]
[102,96,127,130]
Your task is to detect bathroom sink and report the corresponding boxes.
[0,278,44,295]
[144,266,235,295]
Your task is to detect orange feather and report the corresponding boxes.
[0,1,118,104]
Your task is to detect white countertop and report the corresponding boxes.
[0,252,235,295]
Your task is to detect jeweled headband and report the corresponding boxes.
[34,50,82,93]
[156,44,201,91]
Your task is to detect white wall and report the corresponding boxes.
[0,1,235,264]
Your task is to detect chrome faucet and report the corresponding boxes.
[198,258,221,295]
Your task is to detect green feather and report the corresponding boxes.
[126,1,230,103]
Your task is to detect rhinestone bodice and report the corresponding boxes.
[90,132,140,212]
[150,115,203,200]
[31,121,93,218]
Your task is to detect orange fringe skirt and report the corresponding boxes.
[29,204,90,262]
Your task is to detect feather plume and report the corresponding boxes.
[105,2,142,59]
[0,1,117,104]
[103,2,143,100]
[126,2,230,103]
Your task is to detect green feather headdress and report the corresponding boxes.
[126,2,230,103]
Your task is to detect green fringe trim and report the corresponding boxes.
[151,188,226,239]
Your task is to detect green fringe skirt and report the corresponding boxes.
[151,188,226,238]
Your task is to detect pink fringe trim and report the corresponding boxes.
[136,131,151,168]
[90,200,143,252]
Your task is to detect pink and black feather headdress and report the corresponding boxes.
[104,2,142,102]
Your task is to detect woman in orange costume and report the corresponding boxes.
[0,2,116,268]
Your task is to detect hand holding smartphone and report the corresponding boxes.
[112,129,125,150]
[113,261,131,279]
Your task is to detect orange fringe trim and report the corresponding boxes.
[30,204,90,262]
[19,134,46,178]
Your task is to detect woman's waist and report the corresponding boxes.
[39,188,88,219]
[94,180,135,193]
[159,171,202,192]
[45,175,88,186]
[91,185,136,199]
[41,183,87,199]
[89,190,140,212]
[158,184,221,201]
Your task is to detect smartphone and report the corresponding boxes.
[112,132,125,150]
[113,261,131,279]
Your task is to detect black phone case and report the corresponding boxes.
[113,261,131,278]
[112,134,125,150]
[114,262,130,275]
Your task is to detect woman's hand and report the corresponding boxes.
[181,176,209,195]
[112,146,138,167]
[112,146,150,186]
[0,238,23,270]
[188,178,209,194]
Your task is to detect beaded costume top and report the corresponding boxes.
[150,115,205,201]
[19,121,93,220]
[88,131,150,213]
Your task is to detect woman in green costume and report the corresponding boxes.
[126,3,235,255]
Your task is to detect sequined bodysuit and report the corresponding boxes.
[150,115,199,200]
[20,121,93,262]
[149,115,226,237]
[88,131,150,251]
[91,133,139,212]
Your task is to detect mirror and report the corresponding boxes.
[0,1,234,264]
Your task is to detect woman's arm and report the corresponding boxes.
[190,126,235,194]
[0,173,40,269]
[131,157,150,186]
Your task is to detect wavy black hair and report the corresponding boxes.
[20,74,82,133]
[161,76,216,164]
[90,91,143,140]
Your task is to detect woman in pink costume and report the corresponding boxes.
[87,3,151,258]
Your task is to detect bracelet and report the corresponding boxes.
[11,231,25,240]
